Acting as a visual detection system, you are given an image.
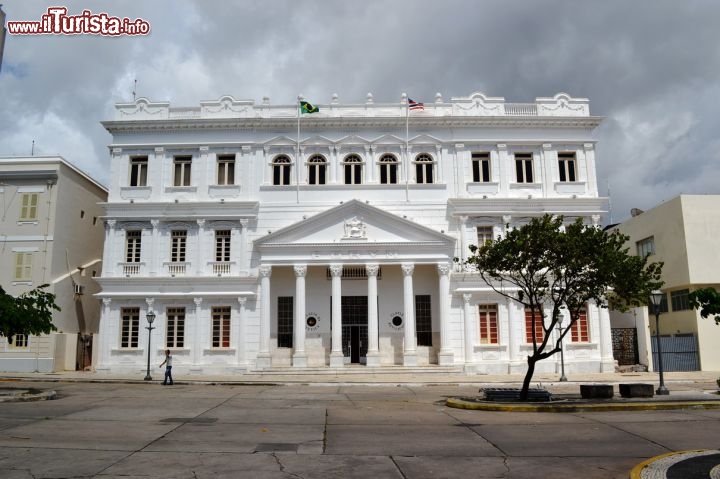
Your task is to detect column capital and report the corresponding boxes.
[237,297,247,306]
[150,219,160,229]
[106,219,117,229]
[401,263,415,276]
[293,264,307,277]
[591,215,601,227]
[542,143,552,150]
[259,265,272,277]
[329,264,343,277]
[239,218,249,227]
[196,219,206,228]
[365,263,379,277]
[145,297,155,308]
[102,298,112,307]
[458,215,468,225]
[199,145,210,153]
[193,297,203,307]
[463,293,473,304]
[112,147,123,156]
[154,146,164,154]
[437,263,451,276]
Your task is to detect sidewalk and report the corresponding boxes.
[2,368,718,391]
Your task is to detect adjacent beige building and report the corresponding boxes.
[0,156,107,372]
[611,195,720,371]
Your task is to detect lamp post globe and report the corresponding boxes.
[649,291,669,395]
[144,310,156,381]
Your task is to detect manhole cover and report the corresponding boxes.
[159,417,217,424]
[254,443,299,452]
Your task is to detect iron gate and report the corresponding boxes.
[611,328,639,365]
[651,334,700,371]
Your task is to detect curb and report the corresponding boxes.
[630,449,720,479]
[0,389,57,403]
[446,397,720,412]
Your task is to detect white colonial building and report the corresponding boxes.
[95,91,613,375]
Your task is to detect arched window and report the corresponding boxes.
[343,154,363,185]
[379,154,399,184]
[307,155,327,185]
[272,155,292,185]
[414,153,434,184]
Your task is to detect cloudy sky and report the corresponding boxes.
[1,0,719,223]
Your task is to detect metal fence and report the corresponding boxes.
[651,334,700,371]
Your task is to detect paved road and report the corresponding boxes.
[1,381,720,478]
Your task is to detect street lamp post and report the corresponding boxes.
[144,310,156,381]
[557,317,567,382]
[649,291,669,395]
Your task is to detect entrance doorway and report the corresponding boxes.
[341,296,368,364]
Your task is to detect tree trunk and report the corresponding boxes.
[520,356,537,401]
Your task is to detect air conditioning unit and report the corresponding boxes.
[74,284,84,295]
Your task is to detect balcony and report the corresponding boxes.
[120,262,144,277]
[210,261,234,276]
[165,262,189,277]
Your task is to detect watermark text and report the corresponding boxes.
[7,7,150,36]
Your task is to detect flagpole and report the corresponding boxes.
[405,94,410,203]
[296,95,301,204]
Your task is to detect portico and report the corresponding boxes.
[253,200,456,368]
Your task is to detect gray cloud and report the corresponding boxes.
[2,0,719,222]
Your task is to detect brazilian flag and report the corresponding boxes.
[300,100,320,114]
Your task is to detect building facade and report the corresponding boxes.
[610,195,720,371]
[96,91,613,375]
[0,156,107,372]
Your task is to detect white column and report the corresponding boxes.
[236,297,247,368]
[437,263,453,365]
[365,146,374,183]
[584,143,598,195]
[97,298,112,369]
[196,219,205,275]
[541,143,553,198]
[153,147,164,201]
[239,219,249,273]
[256,265,272,369]
[459,216,469,263]
[262,146,270,185]
[597,301,615,372]
[192,297,202,367]
[507,298,524,373]
[401,263,417,366]
[331,146,339,184]
[104,220,116,276]
[292,264,308,367]
[198,146,209,196]
[454,144,467,197]
[366,263,380,367]
[150,219,160,276]
[497,144,509,194]
[435,144,443,185]
[463,294,474,364]
[329,264,344,367]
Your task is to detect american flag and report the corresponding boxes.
[408,98,424,111]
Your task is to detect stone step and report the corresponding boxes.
[255,366,466,376]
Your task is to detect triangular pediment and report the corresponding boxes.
[371,134,405,145]
[263,135,297,147]
[409,133,442,145]
[255,200,455,250]
[336,135,371,146]
[301,135,334,146]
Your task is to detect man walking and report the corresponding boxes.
[159,349,173,385]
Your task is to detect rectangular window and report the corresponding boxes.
[215,230,231,262]
[557,152,577,182]
[130,156,148,186]
[14,252,33,281]
[479,304,498,344]
[19,193,39,220]
[671,289,690,311]
[173,156,192,186]
[171,230,187,263]
[636,236,655,257]
[277,296,294,348]
[125,230,142,263]
[212,306,231,348]
[514,153,534,183]
[415,295,432,346]
[120,307,140,348]
[570,309,589,342]
[525,308,544,343]
[658,292,669,313]
[472,152,491,182]
[217,155,235,185]
[11,334,29,348]
[166,307,185,348]
[476,226,494,246]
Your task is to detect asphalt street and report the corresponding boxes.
[1,380,720,478]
